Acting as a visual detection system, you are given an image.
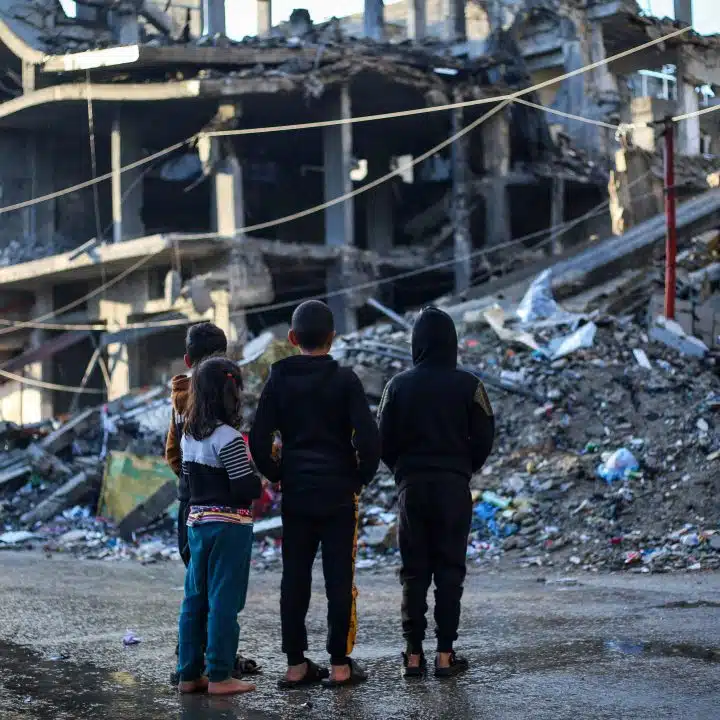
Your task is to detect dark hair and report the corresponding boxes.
[184,357,244,440]
[185,322,227,366]
[291,300,335,350]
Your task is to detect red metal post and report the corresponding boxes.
[664,117,677,320]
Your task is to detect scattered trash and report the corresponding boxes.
[605,640,644,655]
[0,530,37,545]
[632,349,652,370]
[547,322,597,360]
[649,316,709,358]
[123,631,142,647]
[596,448,640,484]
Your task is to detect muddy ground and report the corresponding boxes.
[0,551,718,719]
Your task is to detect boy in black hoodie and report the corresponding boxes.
[250,300,380,688]
[378,306,494,678]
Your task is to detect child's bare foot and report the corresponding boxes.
[330,663,351,683]
[285,661,308,683]
[178,677,209,694]
[208,678,256,695]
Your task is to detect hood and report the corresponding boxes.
[271,354,339,391]
[170,373,191,414]
[411,307,458,368]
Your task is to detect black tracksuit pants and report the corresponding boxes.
[398,476,472,654]
[281,501,359,665]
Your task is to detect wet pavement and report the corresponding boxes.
[0,552,719,720]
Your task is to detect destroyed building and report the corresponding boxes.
[0,0,718,425]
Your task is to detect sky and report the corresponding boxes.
[227,0,720,39]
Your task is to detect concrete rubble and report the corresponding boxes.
[1,227,718,574]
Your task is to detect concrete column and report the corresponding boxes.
[257,0,272,35]
[203,0,226,35]
[407,0,426,40]
[323,85,356,334]
[21,60,35,93]
[451,107,471,294]
[208,104,244,239]
[112,1,139,45]
[550,175,566,255]
[677,79,701,156]
[444,0,466,42]
[99,273,149,401]
[674,0,692,25]
[213,288,248,349]
[111,114,145,243]
[212,144,245,239]
[25,289,54,422]
[364,0,384,41]
[481,110,511,247]
[28,134,55,249]
[366,154,394,304]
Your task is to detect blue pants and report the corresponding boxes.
[177,522,253,682]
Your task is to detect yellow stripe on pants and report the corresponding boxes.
[346,493,360,656]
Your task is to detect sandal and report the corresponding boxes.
[234,655,262,677]
[321,659,368,688]
[401,652,426,679]
[434,652,469,678]
[277,659,329,689]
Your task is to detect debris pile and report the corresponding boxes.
[332,262,720,574]
[0,389,181,562]
[1,248,719,573]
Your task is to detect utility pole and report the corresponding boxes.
[663,116,677,320]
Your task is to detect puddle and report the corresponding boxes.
[0,640,177,720]
[605,638,720,663]
[657,600,720,610]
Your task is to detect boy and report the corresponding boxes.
[166,321,259,682]
[377,306,494,678]
[250,300,380,688]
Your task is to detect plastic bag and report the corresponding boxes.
[597,448,639,484]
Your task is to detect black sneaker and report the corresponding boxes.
[434,652,469,678]
[401,652,427,679]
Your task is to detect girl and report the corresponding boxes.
[177,357,262,695]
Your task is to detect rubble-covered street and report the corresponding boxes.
[0,551,718,720]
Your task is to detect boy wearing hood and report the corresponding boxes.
[166,321,259,682]
[378,306,494,678]
[250,300,380,688]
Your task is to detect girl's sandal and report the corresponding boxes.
[321,659,368,688]
[277,659,329,689]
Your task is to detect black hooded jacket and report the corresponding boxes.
[249,354,380,514]
[378,307,495,485]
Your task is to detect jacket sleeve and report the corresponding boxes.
[377,379,399,473]
[249,372,281,483]
[347,371,381,487]
[470,379,495,473]
[165,408,182,478]
[218,435,263,503]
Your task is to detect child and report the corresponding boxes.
[166,322,259,682]
[377,306,494,678]
[166,321,227,564]
[250,300,380,688]
[177,356,262,695]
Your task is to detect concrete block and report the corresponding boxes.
[649,316,708,358]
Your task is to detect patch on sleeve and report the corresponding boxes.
[473,382,493,417]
